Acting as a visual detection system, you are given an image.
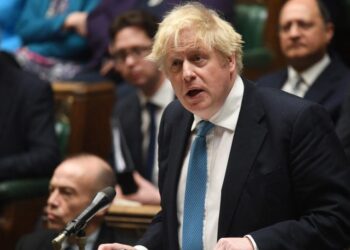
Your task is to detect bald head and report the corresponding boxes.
[47,154,116,232]
[279,0,333,71]
[56,154,116,194]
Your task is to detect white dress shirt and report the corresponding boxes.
[282,54,331,98]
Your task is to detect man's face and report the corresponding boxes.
[164,29,236,119]
[110,26,161,90]
[279,0,333,69]
[46,162,94,230]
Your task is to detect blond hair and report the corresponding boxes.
[148,2,243,73]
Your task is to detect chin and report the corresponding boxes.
[47,223,62,231]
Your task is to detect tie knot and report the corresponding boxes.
[146,102,158,112]
[196,121,214,137]
[294,75,305,90]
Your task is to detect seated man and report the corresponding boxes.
[0,57,60,181]
[109,10,174,205]
[16,154,135,250]
[257,0,350,125]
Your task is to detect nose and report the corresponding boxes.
[47,189,59,207]
[124,53,137,67]
[289,23,301,38]
[182,60,196,83]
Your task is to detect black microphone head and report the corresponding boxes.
[92,186,116,205]
[101,186,116,201]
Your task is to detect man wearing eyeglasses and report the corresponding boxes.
[108,10,174,205]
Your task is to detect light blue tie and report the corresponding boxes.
[182,121,214,250]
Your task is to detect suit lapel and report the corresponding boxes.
[275,70,288,89]
[218,80,267,238]
[162,107,193,249]
[304,61,337,103]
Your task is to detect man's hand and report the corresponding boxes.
[115,171,160,205]
[98,243,135,250]
[213,237,254,250]
[100,59,115,76]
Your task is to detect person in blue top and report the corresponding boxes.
[0,0,25,52]
[13,0,100,81]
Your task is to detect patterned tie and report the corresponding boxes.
[145,102,157,181]
[293,75,306,97]
[182,121,215,250]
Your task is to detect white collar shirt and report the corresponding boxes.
[282,54,331,97]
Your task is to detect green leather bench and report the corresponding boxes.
[235,3,273,68]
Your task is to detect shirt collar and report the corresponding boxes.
[138,79,174,109]
[192,76,244,132]
[287,54,331,87]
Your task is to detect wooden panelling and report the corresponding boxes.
[53,81,115,159]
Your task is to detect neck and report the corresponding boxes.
[142,73,165,98]
[289,53,326,73]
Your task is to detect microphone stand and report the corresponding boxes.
[52,228,87,250]
[51,186,116,250]
[75,229,87,250]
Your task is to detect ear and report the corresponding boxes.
[227,54,237,74]
[325,22,334,43]
[108,43,114,56]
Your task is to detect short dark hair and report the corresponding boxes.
[316,0,332,24]
[109,10,159,41]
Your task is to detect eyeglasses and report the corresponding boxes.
[111,46,152,65]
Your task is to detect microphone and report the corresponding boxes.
[52,186,116,244]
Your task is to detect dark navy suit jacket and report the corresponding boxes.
[0,59,60,181]
[257,58,350,124]
[137,80,350,250]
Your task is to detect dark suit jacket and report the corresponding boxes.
[16,224,136,250]
[113,92,145,176]
[138,80,350,249]
[256,57,350,124]
[0,58,60,181]
[336,89,350,161]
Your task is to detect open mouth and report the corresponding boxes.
[187,89,203,97]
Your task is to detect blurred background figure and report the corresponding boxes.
[0,57,60,181]
[62,0,235,81]
[16,154,135,250]
[12,0,100,81]
[257,0,350,125]
[0,0,25,52]
[109,10,174,205]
